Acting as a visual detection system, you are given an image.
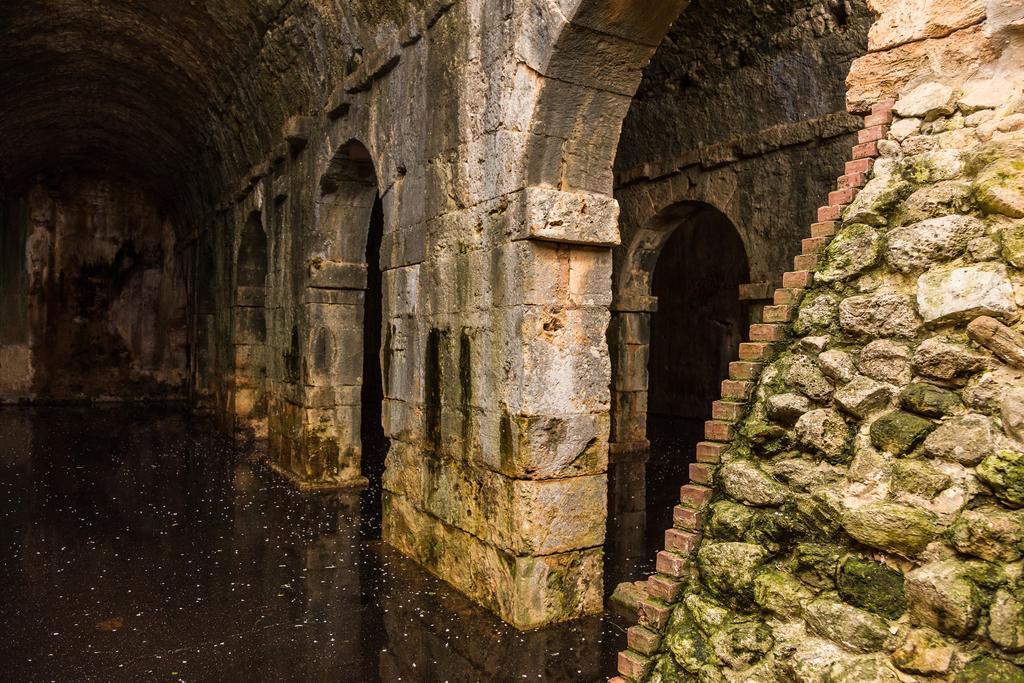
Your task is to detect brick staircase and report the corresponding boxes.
[611,99,896,682]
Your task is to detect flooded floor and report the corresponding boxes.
[0,406,633,682]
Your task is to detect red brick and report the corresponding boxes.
[628,626,662,656]
[679,484,713,509]
[802,236,828,254]
[763,304,793,323]
[703,420,732,443]
[618,650,652,681]
[864,110,894,127]
[609,677,629,683]
[665,528,701,554]
[818,205,841,222]
[673,505,702,531]
[794,253,818,271]
[729,361,763,380]
[828,187,858,205]
[639,597,674,630]
[647,574,684,603]
[811,221,838,238]
[696,441,729,463]
[721,379,754,399]
[838,172,867,190]
[846,158,873,175]
[858,125,886,144]
[738,342,773,361]
[656,550,694,579]
[783,270,813,288]
[852,140,878,159]
[774,288,804,306]
[749,324,786,342]
[712,400,745,422]
[688,458,712,485]
[871,99,896,116]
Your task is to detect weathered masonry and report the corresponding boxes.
[3,1,1024,677]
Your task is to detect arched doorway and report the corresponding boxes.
[266,140,388,491]
[607,202,749,588]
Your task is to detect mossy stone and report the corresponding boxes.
[870,411,935,455]
[842,502,940,556]
[977,450,1024,508]
[900,383,963,417]
[1002,221,1024,268]
[707,501,756,541]
[891,459,953,498]
[754,570,814,619]
[816,224,882,283]
[837,556,907,619]
[958,657,1024,682]
[793,543,842,589]
[697,542,767,608]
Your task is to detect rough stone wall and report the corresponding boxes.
[0,174,187,401]
[616,2,1024,680]
[608,0,872,458]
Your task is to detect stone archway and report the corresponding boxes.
[266,139,387,489]
[606,201,750,588]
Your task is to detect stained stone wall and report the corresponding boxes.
[0,174,188,401]
[615,1,1024,680]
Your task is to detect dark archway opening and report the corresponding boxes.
[359,195,387,537]
[645,205,750,558]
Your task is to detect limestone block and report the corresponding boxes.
[842,170,912,226]
[719,461,788,507]
[912,337,987,383]
[803,597,892,653]
[767,393,813,426]
[867,0,986,52]
[1004,387,1024,443]
[891,628,955,675]
[753,571,813,619]
[870,410,935,454]
[307,260,367,290]
[905,559,996,636]
[842,501,940,555]
[846,25,996,113]
[819,349,857,384]
[859,339,913,385]
[840,293,921,338]
[1002,222,1024,269]
[894,82,957,121]
[886,215,984,272]
[796,409,852,462]
[382,492,602,629]
[696,542,767,606]
[950,506,1024,562]
[977,159,1024,218]
[835,375,896,418]
[785,356,835,402]
[989,588,1024,652]
[816,225,881,282]
[899,382,963,417]
[963,316,1024,378]
[923,413,996,465]
[517,186,620,246]
[478,410,608,479]
[918,262,1016,323]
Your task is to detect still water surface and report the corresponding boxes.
[1,406,630,681]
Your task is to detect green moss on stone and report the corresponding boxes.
[958,656,1024,682]
[837,556,907,619]
[870,411,935,455]
[900,383,963,418]
[976,450,1024,508]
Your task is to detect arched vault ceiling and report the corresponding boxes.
[0,0,419,224]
